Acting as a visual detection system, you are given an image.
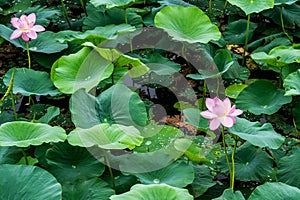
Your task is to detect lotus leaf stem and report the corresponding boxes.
[243,14,251,66]
[222,126,232,187]
[26,42,31,69]
[61,0,72,29]
[10,92,17,120]
[280,6,292,42]
[230,138,237,189]
[80,0,88,16]
[22,149,29,165]
[105,153,116,192]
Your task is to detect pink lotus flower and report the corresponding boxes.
[200,97,243,131]
[10,13,45,42]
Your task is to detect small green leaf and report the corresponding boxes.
[90,0,135,8]
[283,69,300,96]
[213,189,245,200]
[225,84,248,99]
[38,106,60,124]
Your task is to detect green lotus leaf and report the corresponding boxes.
[45,142,105,183]
[263,3,300,29]
[0,146,22,164]
[174,138,208,163]
[154,6,221,44]
[57,24,135,45]
[70,85,148,129]
[110,184,193,200]
[0,164,62,200]
[236,80,292,115]
[0,25,67,53]
[182,108,210,130]
[38,106,60,124]
[248,182,300,200]
[251,46,300,69]
[84,42,149,78]
[283,69,300,96]
[3,68,59,96]
[132,161,194,188]
[229,118,284,149]
[133,124,184,153]
[218,143,274,181]
[62,178,115,200]
[213,189,245,200]
[68,123,143,150]
[227,0,274,15]
[132,53,181,76]
[0,121,66,147]
[51,47,114,94]
[90,0,135,8]
[83,6,143,30]
[190,165,216,197]
[224,19,258,44]
[187,49,234,80]
[274,0,297,5]
[225,84,248,99]
[277,148,300,188]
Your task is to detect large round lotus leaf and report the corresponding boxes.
[283,69,300,96]
[154,6,221,44]
[51,47,114,94]
[3,68,59,96]
[62,178,115,200]
[0,121,66,147]
[229,118,285,149]
[227,0,274,15]
[68,123,143,150]
[248,182,300,200]
[0,146,22,164]
[213,189,245,200]
[132,161,194,187]
[45,142,105,183]
[0,25,67,53]
[0,164,62,200]
[224,19,257,45]
[218,143,274,181]
[90,0,135,8]
[110,184,193,200]
[236,80,292,115]
[277,148,300,188]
